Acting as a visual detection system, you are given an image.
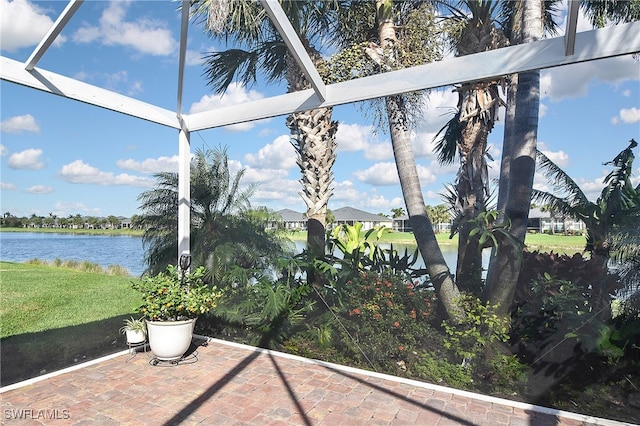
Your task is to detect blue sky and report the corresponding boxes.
[1,0,639,219]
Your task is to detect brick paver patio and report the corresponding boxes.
[1,338,635,425]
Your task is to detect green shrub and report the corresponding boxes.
[441,295,510,364]
[412,352,473,389]
[131,265,223,321]
[329,270,439,369]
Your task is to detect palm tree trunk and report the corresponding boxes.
[496,73,518,214]
[386,95,461,320]
[455,85,491,294]
[376,0,461,320]
[285,52,338,279]
[485,0,543,316]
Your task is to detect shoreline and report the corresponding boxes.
[1,227,585,253]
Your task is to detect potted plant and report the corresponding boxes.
[131,264,223,361]
[120,316,147,345]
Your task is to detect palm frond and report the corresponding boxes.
[535,149,590,208]
[201,49,260,94]
[580,0,640,27]
[530,188,590,221]
[433,112,461,165]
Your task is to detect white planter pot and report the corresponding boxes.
[125,329,146,345]
[146,318,196,361]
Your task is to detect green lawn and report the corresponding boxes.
[289,230,585,252]
[1,262,143,385]
[0,261,141,338]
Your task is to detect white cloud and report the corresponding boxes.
[611,107,640,125]
[116,155,179,174]
[538,142,570,168]
[329,182,405,213]
[354,162,398,186]
[0,0,63,52]
[59,160,153,187]
[354,162,437,187]
[539,102,548,118]
[0,145,7,156]
[189,82,267,131]
[72,1,176,56]
[186,49,204,66]
[418,88,461,134]
[8,148,44,170]
[244,135,296,169]
[251,178,300,203]
[335,122,373,152]
[541,55,639,102]
[364,141,393,161]
[334,122,393,160]
[25,185,53,194]
[331,180,365,205]
[51,201,99,217]
[413,131,439,158]
[577,176,607,202]
[0,182,17,190]
[241,166,290,184]
[1,114,40,134]
[363,192,404,212]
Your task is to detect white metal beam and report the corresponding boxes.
[260,0,327,101]
[178,128,191,265]
[176,0,190,117]
[565,0,580,56]
[184,20,640,132]
[1,56,180,129]
[25,0,83,71]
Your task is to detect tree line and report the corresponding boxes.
[0,212,144,230]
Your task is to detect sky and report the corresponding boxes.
[1,0,639,219]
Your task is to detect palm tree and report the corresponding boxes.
[531,139,640,318]
[191,0,339,269]
[137,147,288,278]
[391,207,406,218]
[485,0,639,315]
[367,0,462,320]
[432,0,509,294]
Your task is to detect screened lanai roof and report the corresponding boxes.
[1,0,639,260]
[2,0,639,133]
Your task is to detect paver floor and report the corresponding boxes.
[1,338,634,425]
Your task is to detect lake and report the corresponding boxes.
[0,232,487,277]
[0,232,146,276]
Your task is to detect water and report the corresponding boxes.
[0,232,489,278]
[0,232,146,276]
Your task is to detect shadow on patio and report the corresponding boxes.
[1,337,621,425]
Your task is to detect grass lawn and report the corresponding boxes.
[0,261,140,337]
[0,261,142,385]
[289,230,585,253]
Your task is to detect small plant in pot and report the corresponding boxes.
[131,264,223,361]
[120,316,147,344]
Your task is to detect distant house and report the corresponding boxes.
[275,207,393,231]
[527,207,585,234]
[332,207,392,230]
[393,215,412,233]
[119,217,132,229]
[392,215,451,234]
[276,209,306,230]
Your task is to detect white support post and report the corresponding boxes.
[178,127,190,269]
